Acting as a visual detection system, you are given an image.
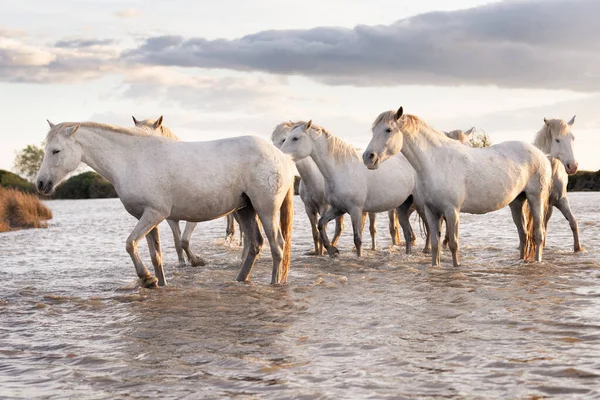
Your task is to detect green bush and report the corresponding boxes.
[0,170,35,193]
[53,172,117,199]
[567,170,600,191]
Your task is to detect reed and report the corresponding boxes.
[0,187,52,232]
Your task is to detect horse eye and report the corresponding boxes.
[292,137,299,142]
[555,139,560,143]
[52,149,60,155]
[385,128,392,133]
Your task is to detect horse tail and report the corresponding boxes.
[279,182,294,283]
[523,168,553,260]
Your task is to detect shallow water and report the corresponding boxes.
[1,193,599,399]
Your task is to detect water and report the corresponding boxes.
[1,194,600,399]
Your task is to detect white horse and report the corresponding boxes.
[533,116,582,252]
[132,116,204,266]
[36,121,294,287]
[271,122,402,254]
[364,107,552,266]
[280,121,419,257]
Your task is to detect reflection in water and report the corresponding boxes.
[1,193,599,398]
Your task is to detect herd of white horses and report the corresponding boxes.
[35,107,580,288]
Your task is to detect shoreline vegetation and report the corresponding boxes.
[0,187,52,232]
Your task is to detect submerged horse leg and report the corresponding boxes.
[509,197,527,259]
[414,203,431,254]
[306,205,322,255]
[388,210,401,246]
[331,214,344,247]
[444,208,461,267]
[226,214,235,242]
[181,222,206,266]
[235,205,264,283]
[368,212,377,250]
[350,208,364,257]
[424,206,443,266]
[166,219,185,266]
[397,198,415,254]
[555,196,582,252]
[318,207,345,257]
[543,205,554,248]
[146,226,167,286]
[125,209,166,288]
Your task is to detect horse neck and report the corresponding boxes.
[400,128,453,176]
[533,127,551,154]
[75,127,139,186]
[295,157,324,191]
[309,135,358,184]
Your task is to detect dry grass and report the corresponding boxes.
[0,187,52,232]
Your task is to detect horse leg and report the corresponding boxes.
[318,207,344,257]
[350,208,364,257]
[509,197,527,259]
[254,210,286,284]
[226,214,235,242]
[233,212,244,245]
[166,219,185,266]
[388,210,400,246]
[125,209,166,288]
[235,205,263,283]
[424,206,442,266]
[555,196,582,252]
[442,218,450,249]
[543,205,554,248]
[444,209,461,267]
[306,205,322,255]
[368,212,377,250]
[331,214,344,247]
[397,199,414,254]
[181,222,206,267]
[146,226,167,286]
[415,203,431,254]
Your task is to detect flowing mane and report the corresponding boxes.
[372,111,435,137]
[46,121,156,141]
[533,119,570,154]
[295,121,359,163]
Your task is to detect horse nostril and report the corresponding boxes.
[369,152,375,160]
[47,180,53,190]
[37,180,44,190]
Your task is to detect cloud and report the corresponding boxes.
[124,0,600,92]
[54,39,115,48]
[114,8,140,19]
[121,68,300,113]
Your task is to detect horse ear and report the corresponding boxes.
[568,115,576,126]
[305,120,312,130]
[464,127,475,136]
[47,119,55,129]
[153,116,163,129]
[66,123,80,136]
[395,106,404,120]
[132,116,138,125]
[543,117,549,125]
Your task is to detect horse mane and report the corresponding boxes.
[372,111,434,137]
[533,119,569,154]
[46,121,156,141]
[134,118,180,141]
[294,120,359,163]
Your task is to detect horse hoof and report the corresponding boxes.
[575,246,584,253]
[191,257,206,267]
[328,247,340,258]
[142,276,159,288]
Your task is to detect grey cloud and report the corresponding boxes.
[54,39,115,48]
[124,0,600,91]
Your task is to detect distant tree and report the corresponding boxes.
[14,145,44,182]
[470,130,492,148]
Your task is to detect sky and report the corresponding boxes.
[1,0,598,173]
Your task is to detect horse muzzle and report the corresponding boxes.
[362,151,380,170]
[565,161,579,175]
[36,179,54,195]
